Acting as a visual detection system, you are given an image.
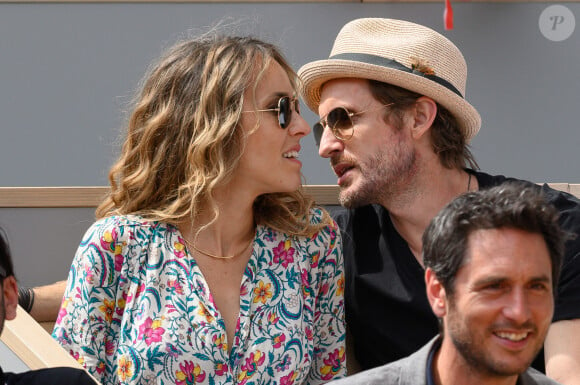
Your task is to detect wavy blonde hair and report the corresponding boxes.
[97,34,329,236]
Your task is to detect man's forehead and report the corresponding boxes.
[461,228,552,280]
[319,78,374,109]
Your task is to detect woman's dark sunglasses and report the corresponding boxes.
[313,103,395,147]
[243,96,300,129]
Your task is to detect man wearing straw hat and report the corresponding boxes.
[298,18,580,384]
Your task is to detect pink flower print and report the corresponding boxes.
[174,239,186,259]
[127,283,145,303]
[95,361,106,375]
[215,362,228,376]
[242,350,265,375]
[55,298,70,324]
[175,361,206,385]
[273,333,286,349]
[273,240,295,268]
[212,334,227,351]
[83,263,95,285]
[238,351,265,385]
[305,326,313,341]
[70,350,85,366]
[138,317,165,346]
[326,225,338,251]
[114,253,124,272]
[166,303,178,314]
[167,279,184,295]
[280,371,298,385]
[320,282,329,296]
[301,269,309,286]
[310,251,320,268]
[166,344,180,359]
[100,229,118,253]
[100,230,126,270]
[319,347,345,380]
[240,284,248,296]
[105,336,116,355]
[268,312,279,325]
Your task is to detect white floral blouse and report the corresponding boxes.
[52,208,346,385]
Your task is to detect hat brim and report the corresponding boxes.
[299,59,481,143]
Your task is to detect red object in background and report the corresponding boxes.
[444,0,454,30]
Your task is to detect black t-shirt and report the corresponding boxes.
[0,366,95,385]
[332,170,580,372]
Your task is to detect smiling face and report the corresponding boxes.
[433,227,554,380]
[317,78,418,208]
[235,60,310,197]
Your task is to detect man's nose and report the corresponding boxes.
[502,288,532,324]
[318,126,344,158]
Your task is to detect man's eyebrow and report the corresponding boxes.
[472,276,508,287]
[473,274,551,287]
[528,275,552,284]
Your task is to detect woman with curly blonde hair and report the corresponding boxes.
[53,34,346,385]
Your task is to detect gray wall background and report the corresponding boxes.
[0,2,579,286]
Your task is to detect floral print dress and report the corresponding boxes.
[52,208,346,385]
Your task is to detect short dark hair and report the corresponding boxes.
[422,182,565,295]
[0,228,15,280]
[367,79,478,170]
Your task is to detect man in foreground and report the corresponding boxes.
[330,183,565,385]
[298,17,580,383]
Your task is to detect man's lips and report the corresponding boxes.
[332,162,355,178]
[494,330,530,342]
[491,324,537,351]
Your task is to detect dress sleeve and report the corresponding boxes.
[542,186,580,321]
[306,214,347,384]
[52,217,126,385]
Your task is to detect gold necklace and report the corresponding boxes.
[185,236,254,260]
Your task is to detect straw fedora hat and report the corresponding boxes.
[298,18,481,142]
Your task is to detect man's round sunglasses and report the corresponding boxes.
[242,96,300,129]
[313,103,395,147]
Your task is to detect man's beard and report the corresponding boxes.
[338,146,416,208]
[446,298,543,378]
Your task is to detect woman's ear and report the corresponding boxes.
[411,96,437,140]
[3,276,19,321]
[425,268,447,318]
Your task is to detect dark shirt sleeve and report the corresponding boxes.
[541,184,580,322]
[4,367,96,385]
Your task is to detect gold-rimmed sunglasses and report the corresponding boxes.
[313,103,395,147]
